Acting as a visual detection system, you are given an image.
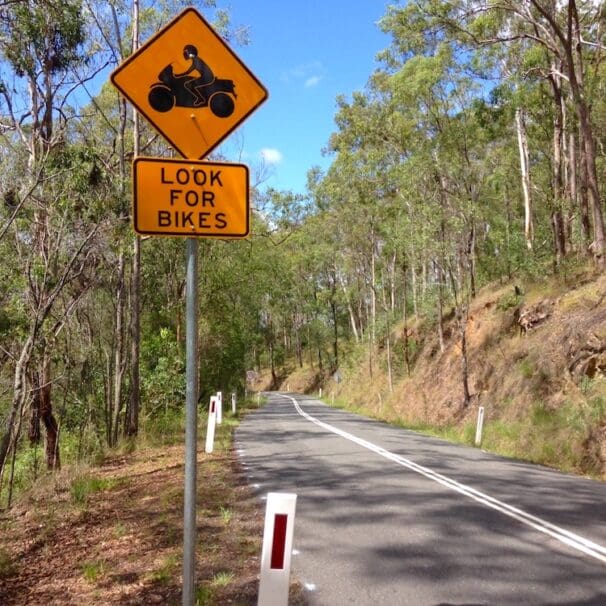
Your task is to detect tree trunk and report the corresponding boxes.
[0,335,34,477]
[386,330,393,393]
[516,108,534,250]
[579,133,591,248]
[435,260,445,353]
[111,253,126,446]
[549,68,567,267]
[330,299,338,370]
[339,274,359,342]
[569,1,605,266]
[460,313,471,407]
[402,263,411,376]
[126,0,141,438]
[39,352,60,470]
[126,238,141,437]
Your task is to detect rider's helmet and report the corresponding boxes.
[183,45,198,59]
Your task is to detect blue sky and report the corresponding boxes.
[214,1,393,195]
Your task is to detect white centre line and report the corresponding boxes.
[287,395,606,565]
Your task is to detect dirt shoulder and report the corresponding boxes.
[0,433,304,605]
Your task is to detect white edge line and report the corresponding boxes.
[287,395,606,565]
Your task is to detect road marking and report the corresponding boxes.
[286,395,606,565]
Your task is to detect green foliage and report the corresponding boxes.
[81,560,107,583]
[211,571,235,587]
[141,327,185,419]
[195,585,215,605]
[70,475,118,505]
[1,0,85,77]
[496,290,523,312]
[149,554,178,585]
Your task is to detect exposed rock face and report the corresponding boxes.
[568,334,606,380]
[517,299,555,334]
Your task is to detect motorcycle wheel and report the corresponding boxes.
[209,93,235,118]
[148,85,174,113]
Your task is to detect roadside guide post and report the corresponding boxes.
[258,493,298,606]
[475,406,485,447]
[206,396,218,454]
[216,391,223,425]
[110,8,267,605]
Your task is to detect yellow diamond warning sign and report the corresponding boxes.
[111,8,268,159]
[133,157,249,238]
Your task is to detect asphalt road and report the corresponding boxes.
[235,392,606,606]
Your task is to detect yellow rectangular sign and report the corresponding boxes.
[132,157,249,238]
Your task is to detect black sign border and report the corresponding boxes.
[111,7,268,160]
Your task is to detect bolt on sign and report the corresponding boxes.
[132,157,249,238]
[110,7,268,160]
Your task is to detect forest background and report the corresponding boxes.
[2,0,606,510]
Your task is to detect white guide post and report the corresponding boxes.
[475,406,485,447]
[231,392,237,414]
[258,493,298,606]
[205,396,218,454]
[216,391,223,425]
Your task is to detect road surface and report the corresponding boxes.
[235,392,606,605]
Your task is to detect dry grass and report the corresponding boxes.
[0,406,307,605]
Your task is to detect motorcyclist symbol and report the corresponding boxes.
[148,44,236,117]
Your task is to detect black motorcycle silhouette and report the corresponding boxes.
[148,65,236,117]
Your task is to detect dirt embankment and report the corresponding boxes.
[0,443,267,605]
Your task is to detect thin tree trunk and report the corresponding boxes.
[39,352,60,470]
[0,335,34,477]
[111,254,126,447]
[579,133,591,248]
[126,0,141,437]
[435,260,445,353]
[330,299,338,370]
[549,68,567,267]
[516,108,534,250]
[569,0,605,265]
[567,129,578,248]
[386,330,393,393]
[402,266,411,376]
[460,314,471,407]
[339,274,359,342]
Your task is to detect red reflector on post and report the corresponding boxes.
[270,514,288,569]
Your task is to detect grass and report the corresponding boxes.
[211,571,235,587]
[70,475,121,505]
[220,505,233,525]
[149,554,178,585]
[195,585,215,605]
[0,547,16,578]
[0,396,291,606]
[81,560,107,583]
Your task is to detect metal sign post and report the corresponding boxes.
[110,7,267,603]
[183,237,199,605]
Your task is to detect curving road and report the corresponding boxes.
[235,392,606,606]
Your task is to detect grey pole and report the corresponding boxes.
[183,238,199,606]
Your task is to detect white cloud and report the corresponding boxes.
[260,148,283,165]
[281,61,325,88]
[305,76,322,88]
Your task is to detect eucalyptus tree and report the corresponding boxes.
[0,0,106,476]
[380,0,606,265]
